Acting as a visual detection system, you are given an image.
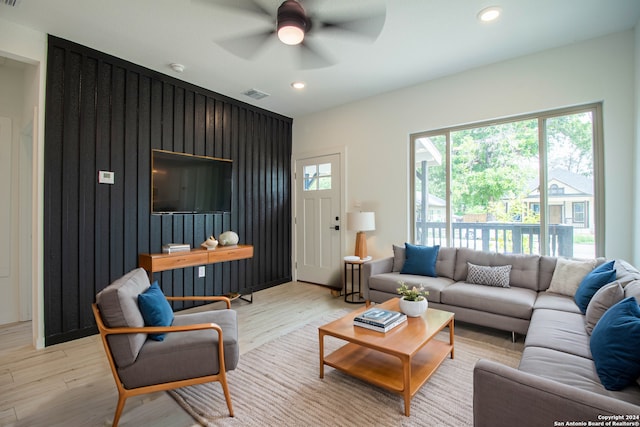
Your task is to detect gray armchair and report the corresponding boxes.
[92,268,239,427]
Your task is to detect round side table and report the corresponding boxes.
[343,256,371,304]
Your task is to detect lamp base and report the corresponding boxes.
[354,231,368,259]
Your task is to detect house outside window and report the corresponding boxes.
[410,103,603,258]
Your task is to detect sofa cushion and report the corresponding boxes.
[614,259,640,287]
[547,258,596,297]
[368,272,453,303]
[440,282,536,320]
[533,292,582,314]
[591,297,640,391]
[467,262,512,288]
[518,346,640,404]
[585,281,624,335]
[435,246,457,280]
[453,248,539,291]
[96,268,151,368]
[117,309,239,389]
[574,268,616,314]
[400,243,439,277]
[624,280,640,301]
[137,281,174,341]
[525,308,591,359]
[392,244,405,272]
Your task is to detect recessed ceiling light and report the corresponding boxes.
[169,63,185,73]
[478,6,501,22]
[291,81,306,89]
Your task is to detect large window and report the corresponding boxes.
[411,104,603,257]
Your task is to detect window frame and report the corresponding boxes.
[409,102,604,257]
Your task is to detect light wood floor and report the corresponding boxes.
[0,282,523,427]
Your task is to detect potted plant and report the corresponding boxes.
[397,281,429,317]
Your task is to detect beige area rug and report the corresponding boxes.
[168,310,521,427]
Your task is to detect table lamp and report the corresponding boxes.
[347,212,376,259]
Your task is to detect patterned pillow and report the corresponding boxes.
[467,262,512,288]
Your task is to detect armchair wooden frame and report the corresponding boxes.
[92,296,234,427]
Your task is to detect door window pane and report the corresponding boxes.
[318,163,332,190]
[303,165,317,191]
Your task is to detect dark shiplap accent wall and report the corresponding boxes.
[44,36,292,345]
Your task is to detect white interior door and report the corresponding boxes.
[295,154,341,286]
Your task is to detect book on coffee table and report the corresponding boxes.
[354,308,407,332]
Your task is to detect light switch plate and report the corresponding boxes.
[98,170,114,184]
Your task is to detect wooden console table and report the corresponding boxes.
[139,244,254,301]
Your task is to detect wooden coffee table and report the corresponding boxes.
[318,298,454,416]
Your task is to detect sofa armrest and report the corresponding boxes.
[473,359,640,427]
[362,257,394,302]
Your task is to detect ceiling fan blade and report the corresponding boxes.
[298,38,335,69]
[316,11,386,41]
[192,0,274,20]
[216,30,275,60]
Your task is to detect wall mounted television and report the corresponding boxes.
[151,149,232,214]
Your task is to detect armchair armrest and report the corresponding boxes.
[101,322,223,336]
[473,359,640,427]
[362,257,394,303]
[166,295,231,309]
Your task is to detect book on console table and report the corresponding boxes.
[161,243,191,254]
[354,308,407,332]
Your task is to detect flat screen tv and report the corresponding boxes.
[151,149,232,214]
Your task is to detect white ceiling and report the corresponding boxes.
[2,0,639,118]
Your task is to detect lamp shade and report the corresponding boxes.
[347,212,375,232]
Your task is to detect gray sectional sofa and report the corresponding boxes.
[362,245,640,425]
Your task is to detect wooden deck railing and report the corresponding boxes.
[416,221,574,257]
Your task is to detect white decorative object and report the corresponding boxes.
[399,296,428,317]
[200,236,218,250]
[218,231,239,246]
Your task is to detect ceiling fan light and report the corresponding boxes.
[277,0,306,45]
[278,25,305,45]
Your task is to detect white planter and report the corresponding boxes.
[399,297,428,317]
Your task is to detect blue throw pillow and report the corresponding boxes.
[590,297,640,390]
[574,268,616,314]
[138,281,174,341]
[400,243,439,277]
[592,260,615,274]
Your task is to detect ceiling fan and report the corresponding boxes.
[199,0,386,69]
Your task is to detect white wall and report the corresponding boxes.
[0,65,24,325]
[293,31,638,264]
[0,17,46,348]
[634,23,640,266]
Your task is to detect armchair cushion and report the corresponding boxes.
[138,281,174,341]
[118,309,239,389]
[96,268,151,368]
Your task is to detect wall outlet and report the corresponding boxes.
[198,266,205,278]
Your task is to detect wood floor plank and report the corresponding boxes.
[0,281,523,426]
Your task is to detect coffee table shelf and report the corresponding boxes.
[322,339,453,395]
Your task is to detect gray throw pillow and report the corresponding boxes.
[393,244,405,272]
[624,280,640,300]
[467,262,512,288]
[585,281,624,335]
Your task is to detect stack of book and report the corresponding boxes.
[354,308,407,333]
[161,243,191,254]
